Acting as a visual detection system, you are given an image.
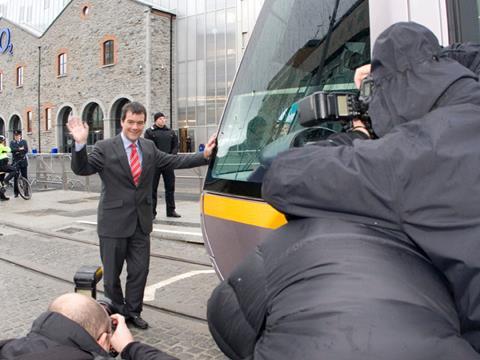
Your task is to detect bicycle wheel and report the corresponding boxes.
[17,176,32,200]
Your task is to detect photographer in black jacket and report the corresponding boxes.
[207,22,480,359]
[144,112,180,219]
[0,293,177,360]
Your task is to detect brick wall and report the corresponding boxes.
[0,0,175,152]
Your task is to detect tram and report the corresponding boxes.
[201,0,480,279]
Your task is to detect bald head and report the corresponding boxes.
[48,293,111,339]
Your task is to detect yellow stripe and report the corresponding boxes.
[202,193,287,229]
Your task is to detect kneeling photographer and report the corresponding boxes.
[207,22,480,359]
[0,293,178,360]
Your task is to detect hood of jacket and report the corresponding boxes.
[0,312,110,359]
[369,22,477,137]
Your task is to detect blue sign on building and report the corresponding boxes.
[0,28,14,55]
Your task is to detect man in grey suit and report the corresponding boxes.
[68,102,216,329]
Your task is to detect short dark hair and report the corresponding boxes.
[121,101,147,122]
[154,112,166,121]
[13,130,22,135]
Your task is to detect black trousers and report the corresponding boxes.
[99,225,150,317]
[0,163,19,195]
[152,168,176,216]
[18,164,27,179]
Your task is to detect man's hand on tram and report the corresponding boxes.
[203,133,217,159]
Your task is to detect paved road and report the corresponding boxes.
[0,189,226,360]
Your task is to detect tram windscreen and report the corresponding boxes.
[211,0,370,183]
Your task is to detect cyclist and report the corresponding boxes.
[0,135,19,200]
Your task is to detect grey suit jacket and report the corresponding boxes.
[71,135,208,237]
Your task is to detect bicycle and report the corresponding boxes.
[0,160,32,200]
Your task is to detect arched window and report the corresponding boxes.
[10,115,21,137]
[59,106,73,152]
[83,103,104,144]
[110,98,130,135]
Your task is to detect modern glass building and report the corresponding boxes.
[0,0,69,33]
[0,0,265,150]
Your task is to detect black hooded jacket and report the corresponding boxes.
[0,312,178,360]
[0,312,112,360]
[207,23,480,359]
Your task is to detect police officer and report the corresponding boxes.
[144,112,180,218]
[10,129,28,198]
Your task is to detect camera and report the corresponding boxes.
[296,75,374,128]
[73,265,119,357]
[73,265,117,313]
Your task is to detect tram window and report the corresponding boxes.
[447,0,480,42]
[212,0,370,182]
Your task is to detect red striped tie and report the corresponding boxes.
[130,143,141,185]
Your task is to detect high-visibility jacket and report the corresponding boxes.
[0,144,11,161]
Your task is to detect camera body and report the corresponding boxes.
[297,76,373,128]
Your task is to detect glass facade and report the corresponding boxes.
[156,0,264,150]
[0,0,68,33]
[0,0,264,150]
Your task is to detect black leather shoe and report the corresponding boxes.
[0,196,9,201]
[14,194,18,198]
[128,315,149,329]
[167,211,181,218]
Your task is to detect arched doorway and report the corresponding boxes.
[9,115,21,139]
[58,106,73,152]
[110,98,130,135]
[0,117,5,136]
[82,103,104,145]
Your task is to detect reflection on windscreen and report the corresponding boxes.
[213,0,370,182]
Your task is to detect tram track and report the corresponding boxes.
[0,253,208,323]
[1,221,212,268]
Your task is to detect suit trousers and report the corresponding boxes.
[152,168,176,216]
[99,223,150,317]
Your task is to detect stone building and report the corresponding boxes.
[0,0,175,152]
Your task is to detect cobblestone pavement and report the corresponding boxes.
[0,190,227,359]
[0,229,218,319]
[0,260,225,359]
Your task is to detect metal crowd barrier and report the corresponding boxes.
[27,153,206,194]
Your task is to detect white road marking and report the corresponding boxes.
[77,220,97,225]
[152,228,202,237]
[75,220,202,236]
[143,270,215,301]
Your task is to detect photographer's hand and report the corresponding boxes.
[351,119,371,138]
[354,64,371,89]
[110,314,135,353]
